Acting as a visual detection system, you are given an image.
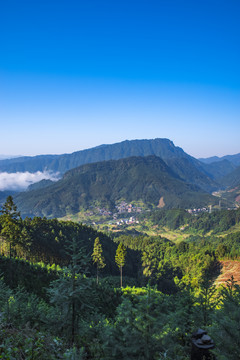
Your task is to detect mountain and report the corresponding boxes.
[27,179,55,191]
[216,184,240,207]
[0,191,18,206]
[0,155,21,160]
[198,156,221,164]
[199,153,240,167]
[0,138,194,174]
[220,166,240,188]
[0,138,219,192]
[163,157,218,192]
[211,166,240,207]
[0,154,60,173]
[200,159,237,181]
[14,156,217,218]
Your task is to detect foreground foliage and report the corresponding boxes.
[0,272,239,360]
[0,199,240,359]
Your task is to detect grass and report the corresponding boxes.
[217,222,240,237]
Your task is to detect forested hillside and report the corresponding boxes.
[0,138,200,174]
[14,156,217,218]
[0,197,240,359]
[200,159,237,181]
[199,153,240,166]
[146,207,240,234]
[220,165,240,187]
[0,138,225,192]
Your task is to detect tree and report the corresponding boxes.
[115,243,126,287]
[0,196,21,258]
[48,237,91,345]
[92,237,106,284]
[100,285,165,360]
[211,277,240,360]
[197,276,217,327]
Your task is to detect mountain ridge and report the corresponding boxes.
[0,138,220,192]
[0,138,187,174]
[199,153,240,166]
[14,155,217,218]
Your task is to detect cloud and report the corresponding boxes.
[0,171,60,191]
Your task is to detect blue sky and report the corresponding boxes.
[0,0,239,158]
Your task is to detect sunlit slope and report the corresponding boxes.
[15,156,217,218]
[0,138,219,192]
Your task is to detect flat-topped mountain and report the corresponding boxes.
[15,155,217,218]
[0,138,193,174]
[0,138,219,192]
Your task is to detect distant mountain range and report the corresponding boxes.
[221,166,240,188]
[0,138,239,217]
[201,159,237,181]
[15,155,217,218]
[198,153,240,207]
[0,138,195,174]
[0,190,18,203]
[199,154,240,189]
[0,138,184,173]
[199,153,240,167]
[0,138,226,191]
[0,155,21,160]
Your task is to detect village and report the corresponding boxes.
[84,201,143,227]
[80,200,236,231]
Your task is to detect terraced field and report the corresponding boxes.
[214,260,240,286]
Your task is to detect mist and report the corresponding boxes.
[0,171,60,191]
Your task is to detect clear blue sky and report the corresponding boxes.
[0,0,239,158]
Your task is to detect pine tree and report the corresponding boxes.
[48,237,91,345]
[197,276,217,327]
[115,243,126,287]
[92,237,105,284]
[211,276,240,360]
[101,285,165,360]
[0,196,21,258]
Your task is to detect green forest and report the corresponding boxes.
[0,196,240,359]
[14,155,217,219]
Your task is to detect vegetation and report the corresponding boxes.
[14,155,217,218]
[0,138,215,179]
[92,237,106,284]
[115,243,127,287]
[220,164,240,187]
[146,207,240,234]
[0,198,240,358]
[0,195,22,258]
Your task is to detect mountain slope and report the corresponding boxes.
[214,261,240,287]
[220,166,240,188]
[164,157,218,192]
[200,159,237,181]
[0,138,218,192]
[0,191,18,205]
[15,156,217,218]
[27,179,55,191]
[216,165,240,206]
[199,153,240,167]
[0,138,193,173]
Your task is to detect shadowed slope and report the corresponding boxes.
[15,156,217,218]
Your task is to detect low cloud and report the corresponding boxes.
[0,171,60,191]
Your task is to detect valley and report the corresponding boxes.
[2,0,240,356]
[0,139,240,359]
